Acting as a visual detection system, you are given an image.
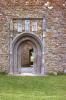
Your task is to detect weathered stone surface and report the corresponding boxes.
[0,0,66,74]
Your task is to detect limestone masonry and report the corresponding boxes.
[0,0,66,75]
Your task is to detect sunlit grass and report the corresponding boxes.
[0,74,66,100]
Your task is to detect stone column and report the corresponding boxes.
[9,19,14,74]
[33,47,37,74]
[41,32,46,75]
[37,50,41,74]
[41,17,46,75]
[17,45,21,74]
[13,45,18,74]
[9,35,13,74]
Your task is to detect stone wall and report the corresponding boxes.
[0,0,66,74]
[21,41,33,67]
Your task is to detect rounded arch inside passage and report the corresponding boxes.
[11,33,42,74]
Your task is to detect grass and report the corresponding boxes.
[0,74,66,100]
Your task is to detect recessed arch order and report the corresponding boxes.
[9,32,43,75]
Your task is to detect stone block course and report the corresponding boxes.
[0,0,66,74]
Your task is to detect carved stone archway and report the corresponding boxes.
[9,33,43,75]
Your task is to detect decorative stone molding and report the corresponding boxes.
[9,32,45,75]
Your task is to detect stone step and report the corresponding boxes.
[19,67,34,73]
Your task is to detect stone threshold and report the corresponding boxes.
[8,73,45,76]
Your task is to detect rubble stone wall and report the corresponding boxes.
[0,0,66,74]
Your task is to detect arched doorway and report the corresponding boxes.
[9,33,42,75]
[21,41,34,68]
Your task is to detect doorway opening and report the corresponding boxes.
[21,41,34,68]
[29,48,34,67]
[10,33,43,75]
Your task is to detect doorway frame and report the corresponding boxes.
[9,32,44,75]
